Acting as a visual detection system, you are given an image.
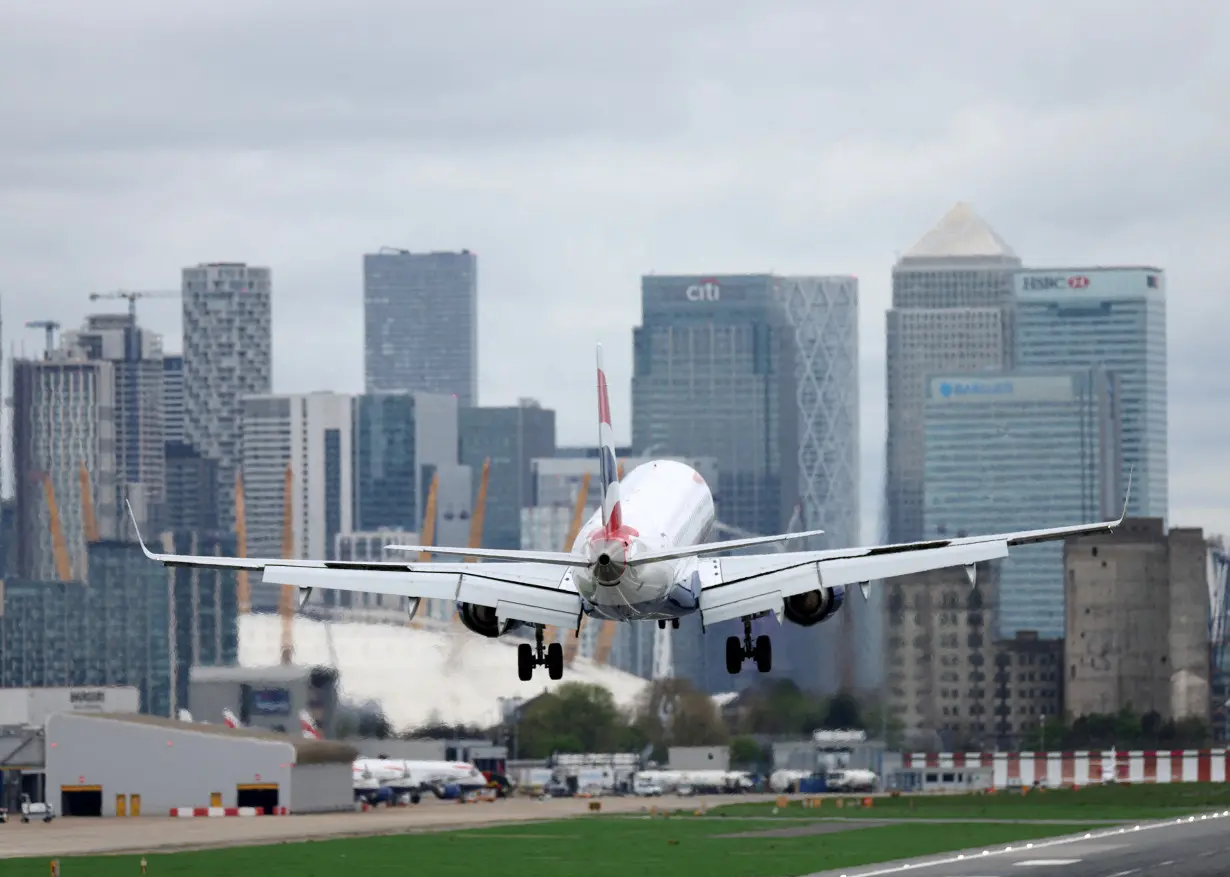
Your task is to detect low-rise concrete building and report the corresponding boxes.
[46,712,357,816]
[1065,518,1210,722]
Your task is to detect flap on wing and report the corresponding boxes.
[261,563,582,628]
[816,540,1009,588]
[700,540,1010,627]
[261,565,461,601]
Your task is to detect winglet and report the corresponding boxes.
[1117,467,1134,526]
[126,499,157,559]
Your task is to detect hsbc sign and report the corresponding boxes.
[685,281,720,302]
[1021,274,1092,291]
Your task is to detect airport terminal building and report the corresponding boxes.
[46,712,356,816]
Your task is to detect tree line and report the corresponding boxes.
[1018,706,1212,752]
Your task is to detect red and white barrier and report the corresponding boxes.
[901,749,1230,787]
[170,807,264,817]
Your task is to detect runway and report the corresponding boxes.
[0,793,773,860]
[804,810,1230,877]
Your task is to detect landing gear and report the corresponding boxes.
[657,618,681,630]
[518,626,564,681]
[725,617,772,675]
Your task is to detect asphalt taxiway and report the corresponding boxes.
[0,793,773,859]
[803,810,1230,877]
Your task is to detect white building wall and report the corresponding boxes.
[288,763,354,813]
[241,392,353,562]
[45,713,296,816]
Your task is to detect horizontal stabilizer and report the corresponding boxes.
[628,528,826,567]
[383,544,587,567]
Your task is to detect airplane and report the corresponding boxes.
[128,344,1130,682]
[352,757,491,802]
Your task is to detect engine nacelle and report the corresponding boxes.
[783,586,846,627]
[456,602,523,639]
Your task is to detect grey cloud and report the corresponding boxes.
[0,0,1226,535]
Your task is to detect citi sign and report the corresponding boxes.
[685,280,721,302]
[1022,275,1091,291]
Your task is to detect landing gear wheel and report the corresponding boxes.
[546,642,564,680]
[725,636,743,675]
[754,635,773,673]
[517,626,565,680]
[517,643,534,681]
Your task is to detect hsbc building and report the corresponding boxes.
[1013,265,1168,522]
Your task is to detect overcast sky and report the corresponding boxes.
[1,0,1227,545]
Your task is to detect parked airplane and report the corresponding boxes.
[352,757,490,802]
[129,345,1130,682]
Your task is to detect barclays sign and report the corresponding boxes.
[937,380,1014,398]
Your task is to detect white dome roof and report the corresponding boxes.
[239,614,651,731]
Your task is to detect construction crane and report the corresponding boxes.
[235,471,251,615]
[87,290,179,322]
[24,320,60,356]
[279,463,295,665]
[78,464,100,543]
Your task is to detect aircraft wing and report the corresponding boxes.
[128,505,583,630]
[696,512,1127,627]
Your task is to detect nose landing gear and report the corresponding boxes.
[725,616,772,675]
[518,625,564,682]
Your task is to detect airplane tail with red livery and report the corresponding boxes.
[595,344,622,533]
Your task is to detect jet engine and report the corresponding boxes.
[783,586,846,627]
[456,602,523,638]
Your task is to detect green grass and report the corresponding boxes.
[3,816,1108,877]
[705,783,1230,822]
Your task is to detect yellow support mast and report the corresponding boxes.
[414,472,439,624]
[564,462,623,666]
[552,472,591,648]
[42,474,72,582]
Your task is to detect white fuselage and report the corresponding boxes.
[353,758,487,792]
[569,459,715,622]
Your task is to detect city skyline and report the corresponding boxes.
[1,1,1225,545]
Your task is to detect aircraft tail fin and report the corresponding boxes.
[222,708,241,729]
[596,344,622,532]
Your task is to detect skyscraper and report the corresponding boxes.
[1014,266,1168,521]
[363,249,478,406]
[922,368,1122,637]
[182,263,273,530]
[163,354,184,445]
[633,274,806,691]
[11,353,118,581]
[885,203,1021,543]
[63,314,166,537]
[459,401,555,550]
[240,392,353,611]
[351,391,459,533]
[633,275,799,539]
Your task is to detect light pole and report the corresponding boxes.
[499,696,523,760]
